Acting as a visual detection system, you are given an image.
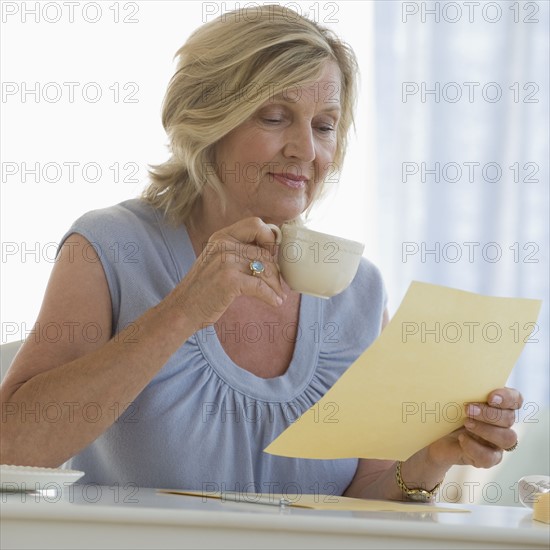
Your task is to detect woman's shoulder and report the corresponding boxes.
[58,198,182,271]
[325,256,387,326]
[340,256,386,305]
[60,198,175,251]
[355,256,385,289]
[69,198,160,234]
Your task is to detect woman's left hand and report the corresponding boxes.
[427,387,523,469]
[345,387,523,500]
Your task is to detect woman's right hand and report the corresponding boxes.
[170,217,287,332]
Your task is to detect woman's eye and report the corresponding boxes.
[263,118,283,124]
[318,125,335,133]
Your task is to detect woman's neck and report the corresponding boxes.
[186,194,238,255]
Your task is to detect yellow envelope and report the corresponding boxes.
[265,281,541,461]
[158,489,468,513]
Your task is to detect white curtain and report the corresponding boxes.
[365,0,549,410]
[2,1,547,414]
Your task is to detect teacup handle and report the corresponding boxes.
[266,223,282,245]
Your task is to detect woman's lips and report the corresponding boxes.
[269,173,307,189]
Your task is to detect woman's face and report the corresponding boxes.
[214,61,342,224]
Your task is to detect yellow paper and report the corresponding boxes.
[265,281,541,461]
[533,492,550,524]
[158,489,468,513]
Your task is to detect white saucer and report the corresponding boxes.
[1,464,85,492]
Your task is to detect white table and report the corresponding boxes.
[1,485,549,549]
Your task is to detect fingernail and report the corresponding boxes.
[276,297,283,305]
[468,405,481,417]
[465,419,475,429]
[490,395,503,406]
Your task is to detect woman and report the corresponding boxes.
[0,6,521,500]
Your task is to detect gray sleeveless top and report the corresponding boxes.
[60,199,386,494]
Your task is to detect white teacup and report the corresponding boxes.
[267,223,365,299]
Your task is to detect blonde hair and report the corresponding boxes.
[143,5,358,224]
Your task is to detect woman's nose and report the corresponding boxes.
[282,123,316,162]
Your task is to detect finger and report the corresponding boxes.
[246,260,286,300]
[458,433,503,468]
[464,418,518,450]
[465,403,516,428]
[202,237,286,302]
[486,387,523,410]
[238,238,287,300]
[240,244,278,263]
[201,240,275,268]
[241,270,284,308]
[219,217,281,253]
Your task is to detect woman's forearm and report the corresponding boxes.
[0,299,195,468]
[344,449,451,501]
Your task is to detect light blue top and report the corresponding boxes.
[60,199,387,494]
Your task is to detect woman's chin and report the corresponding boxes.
[262,207,306,225]
[271,198,309,222]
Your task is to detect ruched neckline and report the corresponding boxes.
[156,213,324,402]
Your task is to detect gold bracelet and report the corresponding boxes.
[395,461,443,502]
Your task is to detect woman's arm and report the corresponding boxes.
[0,233,199,466]
[1,218,285,467]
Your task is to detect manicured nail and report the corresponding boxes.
[490,395,503,406]
[468,404,481,417]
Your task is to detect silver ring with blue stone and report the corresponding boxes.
[249,260,265,276]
